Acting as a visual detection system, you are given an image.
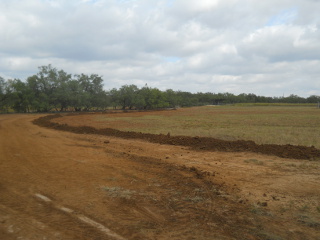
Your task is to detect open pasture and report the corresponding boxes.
[58,105,320,149]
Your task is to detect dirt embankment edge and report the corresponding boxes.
[33,114,320,160]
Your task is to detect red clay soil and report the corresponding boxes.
[33,113,320,160]
[2,113,320,240]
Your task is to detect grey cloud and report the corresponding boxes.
[239,24,320,63]
[0,0,319,97]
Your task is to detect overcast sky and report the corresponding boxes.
[1,0,319,97]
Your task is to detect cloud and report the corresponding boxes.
[0,0,319,97]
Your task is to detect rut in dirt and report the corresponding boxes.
[33,113,320,160]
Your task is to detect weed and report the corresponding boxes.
[101,186,136,199]
[297,215,320,228]
[184,196,205,203]
[279,201,296,213]
[173,191,183,196]
[300,205,310,212]
[298,163,309,169]
[250,205,263,215]
[250,204,272,216]
[317,206,320,213]
[244,159,264,165]
[285,163,297,167]
[279,206,288,213]
[194,188,204,193]
[255,231,283,240]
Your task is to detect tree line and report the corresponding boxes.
[0,65,319,113]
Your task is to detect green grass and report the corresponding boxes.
[94,105,320,148]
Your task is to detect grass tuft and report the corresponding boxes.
[244,159,264,165]
[101,186,136,199]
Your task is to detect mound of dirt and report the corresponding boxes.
[33,114,320,160]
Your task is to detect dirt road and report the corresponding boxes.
[1,114,319,239]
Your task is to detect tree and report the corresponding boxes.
[283,94,306,104]
[6,79,32,113]
[50,69,73,111]
[65,80,85,111]
[164,89,180,108]
[0,77,11,112]
[176,91,199,107]
[75,74,107,110]
[0,76,5,97]
[117,84,139,109]
[25,64,60,112]
[3,65,319,112]
[108,88,120,109]
[139,85,168,109]
[306,95,320,103]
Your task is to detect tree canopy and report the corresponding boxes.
[0,65,319,113]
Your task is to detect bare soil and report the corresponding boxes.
[1,112,320,240]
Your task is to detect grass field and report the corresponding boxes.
[95,104,320,148]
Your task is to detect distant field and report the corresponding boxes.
[51,104,320,149]
[89,104,320,149]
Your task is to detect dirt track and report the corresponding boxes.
[1,114,320,239]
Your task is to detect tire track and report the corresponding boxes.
[34,193,126,240]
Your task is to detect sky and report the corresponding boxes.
[0,0,319,97]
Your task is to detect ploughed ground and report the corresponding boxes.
[0,111,320,240]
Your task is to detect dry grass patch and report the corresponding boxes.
[93,105,320,148]
[101,186,136,199]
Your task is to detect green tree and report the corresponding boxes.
[65,80,85,111]
[50,69,73,111]
[283,94,306,103]
[75,74,107,110]
[0,77,11,112]
[25,64,60,112]
[139,86,168,109]
[176,91,199,107]
[306,95,320,103]
[117,84,139,109]
[0,76,5,98]
[108,88,120,109]
[6,79,33,113]
[164,89,180,108]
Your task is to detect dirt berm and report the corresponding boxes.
[33,113,320,160]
